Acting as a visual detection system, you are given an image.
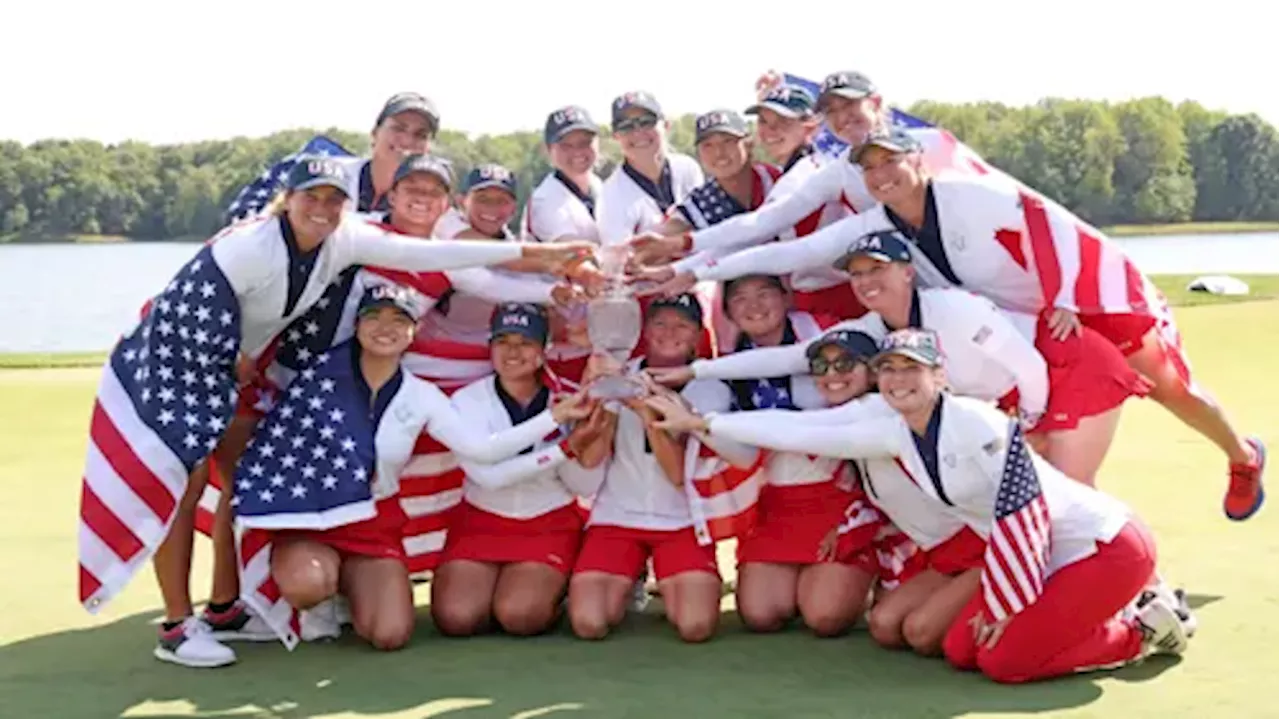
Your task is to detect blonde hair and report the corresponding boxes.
[263,190,290,217]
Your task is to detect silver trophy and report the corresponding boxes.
[585,245,644,399]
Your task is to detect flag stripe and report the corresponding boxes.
[80,484,145,564]
[1020,193,1062,311]
[90,402,177,521]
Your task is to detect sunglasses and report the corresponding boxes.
[809,354,865,376]
[614,115,659,133]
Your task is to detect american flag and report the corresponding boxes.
[672,164,778,230]
[980,422,1053,622]
[225,135,354,222]
[231,351,377,530]
[782,73,934,159]
[78,244,242,613]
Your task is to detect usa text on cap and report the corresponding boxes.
[463,163,517,196]
[746,85,816,119]
[393,153,453,189]
[646,292,703,326]
[806,328,879,362]
[873,328,944,367]
[612,91,664,130]
[695,109,749,144]
[286,156,351,196]
[545,106,598,145]
[359,283,427,322]
[852,128,923,164]
[833,230,913,270]
[490,302,550,344]
[376,92,440,131]
[817,71,877,109]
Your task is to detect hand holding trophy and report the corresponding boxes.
[585,244,644,400]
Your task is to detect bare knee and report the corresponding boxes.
[867,603,906,648]
[494,592,559,636]
[737,595,790,633]
[675,612,718,643]
[431,598,490,637]
[902,610,945,656]
[275,560,337,610]
[569,603,612,640]
[355,613,414,651]
[803,607,855,638]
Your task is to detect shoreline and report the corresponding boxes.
[1,222,1277,245]
[4,275,1276,369]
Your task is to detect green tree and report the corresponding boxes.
[1110,98,1196,223]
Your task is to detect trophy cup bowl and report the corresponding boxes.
[585,245,644,400]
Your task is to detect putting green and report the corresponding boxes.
[1,301,1276,719]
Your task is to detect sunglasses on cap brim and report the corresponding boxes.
[614,115,660,133]
[809,353,867,376]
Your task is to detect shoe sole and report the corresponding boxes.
[153,647,236,668]
[1226,437,1267,521]
[208,631,281,643]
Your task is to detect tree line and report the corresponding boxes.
[1,97,1276,242]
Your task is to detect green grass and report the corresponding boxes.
[0,351,109,369]
[1,303,1278,719]
[1102,221,1278,237]
[1150,273,1279,307]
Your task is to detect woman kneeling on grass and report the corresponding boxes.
[646,327,1192,682]
[431,303,612,636]
[232,286,593,651]
[567,294,759,643]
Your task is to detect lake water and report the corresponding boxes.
[1,232,1276,353]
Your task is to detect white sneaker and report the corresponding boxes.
[332,594,352,627]
[1137,597,1190,657]
[154,617,237,668]
[202,601,279,642]
[1137,583,1198,638]
[299,599,343,642]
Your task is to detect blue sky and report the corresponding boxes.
[5,0,1276,145]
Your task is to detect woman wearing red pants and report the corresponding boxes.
[653,327,1192,682]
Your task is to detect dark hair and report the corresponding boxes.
[722,274,787,313]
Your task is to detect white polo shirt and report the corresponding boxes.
[522,171,604,244]
[597,153,704,246]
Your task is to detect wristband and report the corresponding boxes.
[558,437,577,460]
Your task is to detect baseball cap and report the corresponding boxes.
[851,127,924,164]
[817,71,878,110]
[806,328,880,363]
[872,328,944,368]
[832,230,913,270]
[545,105,598,145]
[463,163,517,197]
[393,153,453,189]
[375,92,440,132]
[695,109,750,145]
[646,292,704,327]
[358,283,427,322]
[490,303,550,345]
[746,85,817,119]
[286,156,351,196]
[611,91,664,131]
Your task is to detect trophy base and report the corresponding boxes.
[588,375,644,400]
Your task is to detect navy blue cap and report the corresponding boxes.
[806,328,880,362]
[833,230,913,270]
[611,90,664,130]
[746,85,816,119]
[852,127,924,164]
[646,292,703,326]
[817,71,878,109]
[545,105,598,145]
[286,156,351,196]
[490,303,550,345]
[393,153,453,189]
[358,283,427,322]
[375,92,440,131]
[695,109,750,145]
[873,328,944,368]
[463,163,517,197]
